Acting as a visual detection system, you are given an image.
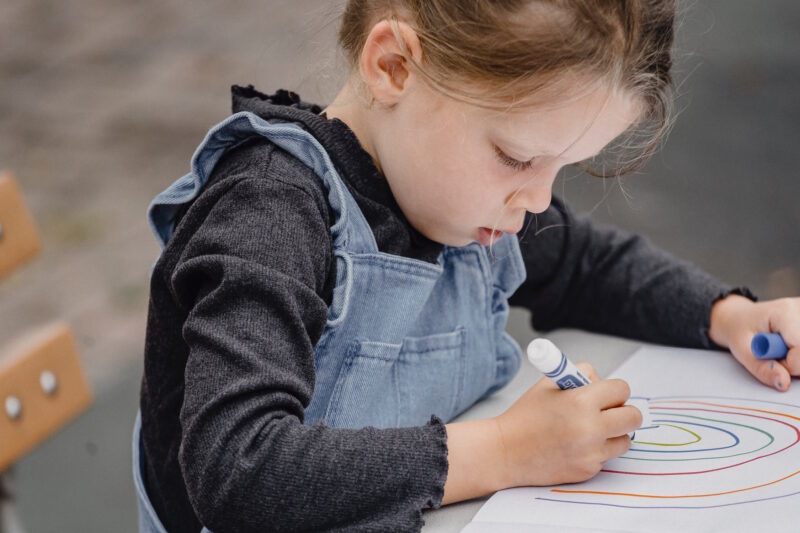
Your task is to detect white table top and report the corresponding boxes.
[421,328,644,532]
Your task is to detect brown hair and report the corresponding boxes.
[338,0,675,177]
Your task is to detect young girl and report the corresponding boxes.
[134,1,799,532]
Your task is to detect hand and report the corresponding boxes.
[709,294,800,391]
[493,363,641,488]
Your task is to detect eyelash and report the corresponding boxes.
[493,145,534,172]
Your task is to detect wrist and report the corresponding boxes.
[441,418,509,505]
[708,294,754,348]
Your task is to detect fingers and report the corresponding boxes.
[575,361,599,382]
[782,346,800,377]
[601,404,643,438]
[585,378,631,410]
[739,350,791,392]
[768,297,800,377]
[769,297,800,346]
[603,435,632,461]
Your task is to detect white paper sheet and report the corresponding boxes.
[464,345,800,532]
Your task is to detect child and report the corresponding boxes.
[134,1,799,532]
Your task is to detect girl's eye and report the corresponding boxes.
[494,145,535,172]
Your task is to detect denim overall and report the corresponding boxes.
[132,111,526,532]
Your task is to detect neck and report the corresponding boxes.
[322,80,383,175]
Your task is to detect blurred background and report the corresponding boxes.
[0,1,797,531]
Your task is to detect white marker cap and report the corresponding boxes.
[526,338,563,374]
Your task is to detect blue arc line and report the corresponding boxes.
[630,419,740,453]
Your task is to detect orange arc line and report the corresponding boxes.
[552,467,800,499]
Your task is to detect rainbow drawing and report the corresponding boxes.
[538,395,800,509]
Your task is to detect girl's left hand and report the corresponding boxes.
[708,294,800,392]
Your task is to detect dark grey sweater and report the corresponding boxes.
[140,86,749,533]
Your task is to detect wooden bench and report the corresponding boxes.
[0,172,93,532]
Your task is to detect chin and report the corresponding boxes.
[417,225,473,248]
[444,235,475,248]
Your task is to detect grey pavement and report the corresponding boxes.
[0,1,797,532]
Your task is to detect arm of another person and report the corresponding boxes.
[509,196,800,391]
[174,177,447,532]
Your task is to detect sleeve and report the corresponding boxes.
[508,196,756,349]
[172,178,447,533]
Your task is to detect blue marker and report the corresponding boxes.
[527,338,643,439]
[527,338,591,389]
[751,332,789,360]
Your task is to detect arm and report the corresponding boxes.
[174,178,447,532]
[509,196,753,348]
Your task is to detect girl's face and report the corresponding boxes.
[370,81,641,247]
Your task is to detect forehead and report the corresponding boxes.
[475,87,641,162]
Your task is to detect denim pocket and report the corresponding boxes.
[325,328,466,428]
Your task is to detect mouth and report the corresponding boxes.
[477,227,507,246]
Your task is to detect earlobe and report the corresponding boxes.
[359,19,423,107]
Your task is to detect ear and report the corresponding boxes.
[358,19,423,107]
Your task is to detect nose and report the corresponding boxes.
[506,181,553,214]
[507,165,559,213]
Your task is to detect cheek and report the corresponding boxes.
[431,151,495,216]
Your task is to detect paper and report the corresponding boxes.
[464,345,800,532]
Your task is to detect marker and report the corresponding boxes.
[527,338,591,389]
[527,338,642,440]
[751,332,789,360]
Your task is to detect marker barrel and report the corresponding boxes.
[751,332,789,360]
[526,338,590,390]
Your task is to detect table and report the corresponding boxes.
[421,328,644,532]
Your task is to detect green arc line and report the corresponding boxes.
[621,411,775,462]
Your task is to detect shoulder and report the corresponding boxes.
[168,132,335,243]
[203,134,332,222]
[154,132,337,290]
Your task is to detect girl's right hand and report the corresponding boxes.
[493,362,641,488]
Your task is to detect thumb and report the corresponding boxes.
[745,354,791,392]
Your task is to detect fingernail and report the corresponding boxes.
[770,361,775,370]
[774,378,783,390]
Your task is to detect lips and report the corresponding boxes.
[477,227,505,246]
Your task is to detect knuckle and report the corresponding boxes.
[573,390,593,411]
[779,298,797,313]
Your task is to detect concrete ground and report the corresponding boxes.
[0,1,797,532]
